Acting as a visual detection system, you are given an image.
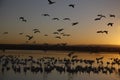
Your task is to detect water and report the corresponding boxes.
[0,50,120,80]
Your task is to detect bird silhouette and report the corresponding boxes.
[103,30,108,34]
[44,34,48,36]
[55,36,61,39]
[109,14,115,18]
[63,18,70,21]
[53,32,59,34]
[52,18,59,20]
[26,35,33,40]
[19,33,23,35]
[107,23,114,26]
[68,4,75,8]
[42,14,50,17]
[97,30,108,34]
[33,29,40,33]
[57,28,64,32]
[94,17,101,21]
[3,32,8,34]
[63,34,70,36]
[97,14,106,18]
[19,17,27,22]
[34,30,40,33]
[72,22,79,26]
[48,0,55,5]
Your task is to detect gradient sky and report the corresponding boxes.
[0,0,120,45]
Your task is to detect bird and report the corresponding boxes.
[68,4,75,8]
[26,35,33,40]
[44,34,48,36]
[94,17,101,21]
[97,14,106,18]
[57,28,64,32]
[19,33,23,35]
[97,31,103,33]
[55,36,61,39]
[19,17,27,22]
[109,14,115,18]
[63,18,70,21]
[103,30,108,34]
[53,32,59,34]
[33,30,40,33]
[33,29,40,33]
[62,34,70,36]
[42,14,50,17]
[97,30,108,34]
[52,18,59,21]
[72,22,79,26]
[107,23,114,26]
[3,32,8,34]
[48,0,55,5]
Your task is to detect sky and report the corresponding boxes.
[0,0,120,45]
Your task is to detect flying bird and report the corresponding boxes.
[109,14,115,18]
[19,17,27,22]
[107,23,114,26]
[103,30,108,34]
[42,14,50,17]
[26,35,33,40]
[52,18,59,20]
[19,33,23,35]
[63,18,70,21]
[44,34,48,36]
[55,36,61,39]
[72,22,79,26]
[94,17,101,21]
[3,32,8,34]
[34,30,40,33]
[68,4,75,8]
[57,28,64,32]
[48,0,55,5]
[97,14,106,18]
[53,32,59,34]
[33,29,40,33]
[97,30,108,34]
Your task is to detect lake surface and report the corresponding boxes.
[0,50,120,80]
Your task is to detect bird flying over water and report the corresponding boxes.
[48,0,55,5]
[97,30,108,34]
[57,28,64,32]
[26,35,33,40]
[109,14,115,18]
[68,4,75,8]
[19,17,27,22]
[63,18,70,21]
[33,29,40,33]
[72,22,79,26]
[19,33,23,35]
[97,14,106,18]
[55,36,61,39]
[52,18,59,20]
[94,17,101,21]
[107,23,114,26]
[53,32,59,34]
[42,14,50,17]
[3,32,8,34]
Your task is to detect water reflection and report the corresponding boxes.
[0,50,120,80]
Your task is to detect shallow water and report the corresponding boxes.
[0,50,120,80]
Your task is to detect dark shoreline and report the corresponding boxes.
[0,44,120,52]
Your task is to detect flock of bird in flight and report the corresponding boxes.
[0,0,117,44]
[95,14,115,34]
